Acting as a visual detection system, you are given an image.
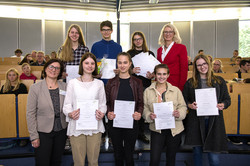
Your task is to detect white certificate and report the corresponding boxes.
[195,88,218,116]
[113,100,135,129]
[66,65,80,83]
[100,59,116,79]
[76,100,98,130]
[132,52,160,78]
[153,101,175,130]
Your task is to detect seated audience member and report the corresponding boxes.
[51,51,58,59]
[236,60,250,78]
[31,50,37,62]
[20,63,37,82]
[0,68,28,96]
[11,49,24,60]
[230,50,239,62]
[0,68,28,147]
[230,56,242,66]
[188,56,193,71]
[45,54,51,62]
[212,59,224,73]
[198,49,204,55]
[19,53,34,65]
[206,54,213,64]
[31,51,46,66]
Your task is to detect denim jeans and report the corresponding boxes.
[193,118,219,166]
[193,146,219,166]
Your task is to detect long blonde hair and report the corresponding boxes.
[59,24,86,62]
[191,54,221,88]
[2,68,21,93]
[158,23,182,46]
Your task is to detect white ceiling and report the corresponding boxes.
[0,0,249,12]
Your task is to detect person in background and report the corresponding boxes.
[230,56,242,67]
[207,55,213,64]
[0,68,28,96]
[157,23,188,91]
[31,50,37,62]
[31,51,46,66]
[58,24,89,78]
[11,49,24,60]
[91,20,122,145]
[51,51,58,59]
[0,68,28,147]
[19,53,34,65]
[127,31,155,144]
[63,53,106,166]
[106,52,143,166]
[212,59,223,73]
[236,59,250,79]
[198,50,204,55]
[27,59,67,166]
[45,54,51,62]
[20,63,37,82]
[143,64,187,166]
[188,56,193,71]
[230,49,239,62]
[183,54,231,166]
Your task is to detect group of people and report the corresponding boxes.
[0,20,232,166]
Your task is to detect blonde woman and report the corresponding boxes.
[0,68,27,96]
[58,24,89,66]
[157,23,188,91]
[212,59,223,73]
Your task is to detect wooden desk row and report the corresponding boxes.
[0,94,29,138]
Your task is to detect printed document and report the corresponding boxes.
[66,65,80,83]
[100,59,116,79]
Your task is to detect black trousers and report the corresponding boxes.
[35,128,67,166]
[109,121,139,166]
[150,129,182,166]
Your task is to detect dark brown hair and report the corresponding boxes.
[42,59,64,80]
[100,20,113,31]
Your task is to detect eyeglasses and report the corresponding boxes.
[197,63,208,68]
[133,38,143,42]
[213,64,221,66]
[48,65,60,71]
[101,29,112,32]
[163,31,174,34]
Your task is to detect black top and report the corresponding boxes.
[127,49,155,89]
[117,78,134,101]
[0,83,28,96]
[30,61,46,66]
[49,88,62,131]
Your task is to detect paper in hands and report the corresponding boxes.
[153,101,175,130]
[113,100,135,129]
[76,100,98,130]
[132,52,160,78]
[66,65,80,83]
[195,88,218,116]
[99,58,116,79]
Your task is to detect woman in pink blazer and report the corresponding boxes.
[157,23,188,91]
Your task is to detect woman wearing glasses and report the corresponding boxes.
[212,59,224,73]
[27,59,68,166]
[157,23,188,91]
[182,54,231,166]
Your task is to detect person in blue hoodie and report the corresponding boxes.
[91,20,122,85]
[91,20,122,146]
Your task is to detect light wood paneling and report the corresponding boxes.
[0,94,16,138]
[223,93,238,134]
[18,94,29,137]
[239,93,250,134]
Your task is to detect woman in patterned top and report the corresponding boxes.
[58,24,89,78]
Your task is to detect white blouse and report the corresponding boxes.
[63,78,107,136]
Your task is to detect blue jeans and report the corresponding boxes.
[193,146,220,166]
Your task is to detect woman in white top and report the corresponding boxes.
[63,52,107,166]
